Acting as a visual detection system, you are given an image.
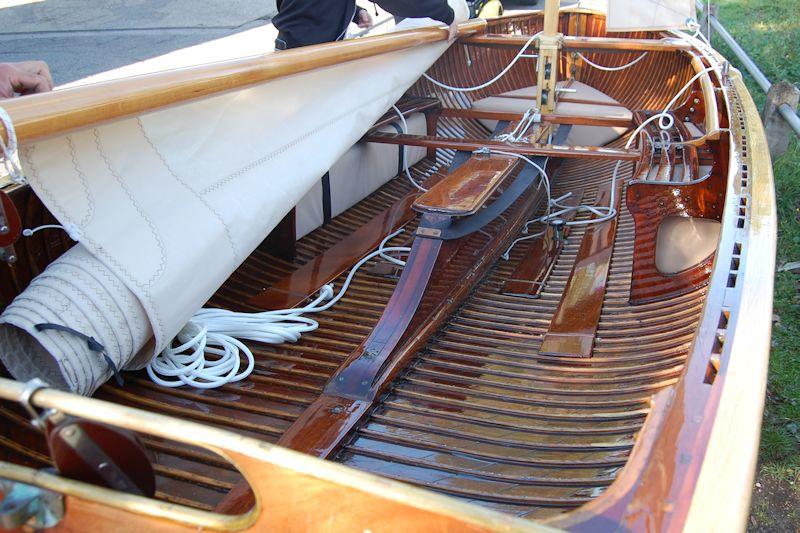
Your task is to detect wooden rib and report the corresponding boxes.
[539,180,622,358]
[413,154,516,215]
[464,33,693,52]
[364,132,641,161]
[501,188,584,298]
[441,107,633,128]
[248,191,419,310]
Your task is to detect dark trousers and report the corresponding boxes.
[275,32,303,50]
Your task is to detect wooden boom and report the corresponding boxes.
[0,20,486,145]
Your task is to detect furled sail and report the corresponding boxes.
[0,2,468,395]
[606,0,696,31]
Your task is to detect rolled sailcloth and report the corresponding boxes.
[0,244,153,395]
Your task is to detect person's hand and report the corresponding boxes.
[0,61,53,99]
[356,8,373,28]
[448,21,459,42]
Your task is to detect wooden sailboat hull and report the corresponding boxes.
[0,8,775,532]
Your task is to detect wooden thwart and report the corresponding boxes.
[364,132,641,161]
[539,182,620,358]
[441,107,632,128]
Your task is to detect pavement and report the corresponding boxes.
[0,0,571,85]
[0,0,278,84]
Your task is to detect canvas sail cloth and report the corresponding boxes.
[0,1,468,395]
[606,0,696,31]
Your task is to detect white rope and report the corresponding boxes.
[576,51,648,72]
[495,106,540,143]
[391,105,427,192]
[487,151,552,260]
[658,64,721,129]
[0,107,26,184]
[147,230,411,389]
[22,223,83,241]
[422,32,542,92]
[378,226,409,266]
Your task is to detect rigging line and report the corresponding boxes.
[575,51,648,72]
[422,32,543,92]
[392,104,428,192]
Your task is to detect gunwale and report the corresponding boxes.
[0,8,776,533]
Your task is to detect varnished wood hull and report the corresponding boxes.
[0,8,775,533]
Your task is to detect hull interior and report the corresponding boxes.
[0,11,741,525]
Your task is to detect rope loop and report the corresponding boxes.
[0,106,26,185]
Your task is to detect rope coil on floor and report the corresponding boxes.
[147,230,411,389]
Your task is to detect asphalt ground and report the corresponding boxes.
[0,1,566,84]
[0,0,278,83]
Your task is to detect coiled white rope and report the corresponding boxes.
[0,107,26,184]
[422,32,543,92]
[391,105,428,192]
[147,229,411,389]
[576,51,649,72]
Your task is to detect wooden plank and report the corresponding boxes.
[441,107,632,128]
[501,188,583,298]
[247,191,419,310]
[363,132,641,162]
[413,154,516,216]
[539,182,621,357]
[464,33,692,52]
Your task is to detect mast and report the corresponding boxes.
[536,0,561,113]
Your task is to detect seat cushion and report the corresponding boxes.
[472,81,631,147]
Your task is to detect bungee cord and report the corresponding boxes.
[422,32,542,92]
[575,51,649,72]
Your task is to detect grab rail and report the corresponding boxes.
[690,54,721,139]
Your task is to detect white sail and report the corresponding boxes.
[0,3,468,394]
[607,0,696,31]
